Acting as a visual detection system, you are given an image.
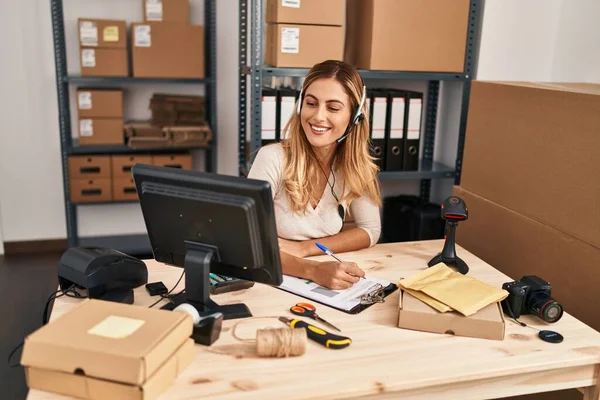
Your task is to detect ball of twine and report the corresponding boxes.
[256,327,307,357]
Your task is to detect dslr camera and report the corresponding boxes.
[501,275,563,323]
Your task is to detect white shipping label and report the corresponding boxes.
[279,97,296,139]
[81,49,96,67]
[78,92,92,110]
[80,119,94,137]
[282,0,301,8]
[146,0,163,21]
[390,98,406,139]
[134,25,151,47]
[408,99,423,140]
[80,21,98,46]
[372,97,387,139]
[281,27,300,54]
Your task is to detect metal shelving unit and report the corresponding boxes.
[238,0,483,202]
[50,0,218,255]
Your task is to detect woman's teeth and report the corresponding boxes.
[311,124,330,133]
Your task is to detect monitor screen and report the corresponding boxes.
[132,163,283,319]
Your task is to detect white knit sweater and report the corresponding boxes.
[247,144,381,246]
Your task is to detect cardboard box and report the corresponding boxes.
[398,290,506,341]
[131,22,204,78]
[78,118,124,146]
[77,89,124,118]
[70,178,112,203]
[113,177,139,201]
[266,24,344,68]
[454,186,600,333]
[68,155,112,179]
[266,0,344,26]
[112,155,153,178]
[78,19,127,49]
[151,154,193,170]
[143,0,190,24]
[344,0,470,72]
[461,81,600,249]
[21,299,194,399]
[80,48,128,77]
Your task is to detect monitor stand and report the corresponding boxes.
[161,241,252,320]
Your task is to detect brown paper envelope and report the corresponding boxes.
[400,287,454,313]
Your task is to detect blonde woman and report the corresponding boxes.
[248,60,381,290]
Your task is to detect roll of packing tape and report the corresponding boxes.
[173,303,201,325]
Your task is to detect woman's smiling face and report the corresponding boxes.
[300,78,352,148]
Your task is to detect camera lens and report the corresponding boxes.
[529,293,564,323]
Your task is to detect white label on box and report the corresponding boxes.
[80,119,93,137]
[146,0,163,21]
[282,0,301,8]
[390,98,406,139]
[88,316,146,339]
[408,99,422,140]
[134,25,151,47]
[79,21,98,46]
[81,49,96,67]
[281,27,299,54]
[78,92,92,110]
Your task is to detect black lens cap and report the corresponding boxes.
[539,330,563,343]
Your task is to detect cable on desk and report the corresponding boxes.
[148,269,186,308]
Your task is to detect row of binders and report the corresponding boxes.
[260,87,424,172]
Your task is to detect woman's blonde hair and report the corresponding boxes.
[280,60,381,214]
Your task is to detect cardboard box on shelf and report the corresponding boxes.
[113,177,139,201]
[266,24,344,68]
[77,118,124,146]
[131,22,204,79]
[344,0,470,72]
[460,81,600,249]
[266,0,344,26]
[78,18,127,49]
[151,154,193,170]
[454,186,600,333]
[398,289,506,341]
[69,178,112,203]
[77,89,124,119]
[80,48,128,77]
[68,155,112,179]
[111,155,153,179]
[21,299,195,400]
[142,0,190,24]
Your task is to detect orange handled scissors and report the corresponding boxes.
[289,302,341,332]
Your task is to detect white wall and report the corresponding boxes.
[1,0,599,246]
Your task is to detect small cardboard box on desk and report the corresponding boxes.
[398,290,506,341]
[21,299,195,400]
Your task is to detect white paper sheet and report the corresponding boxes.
[278,274,392,311]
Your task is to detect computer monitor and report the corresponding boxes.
[131,163,283,320]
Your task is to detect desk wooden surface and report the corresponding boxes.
[27,240,600,400]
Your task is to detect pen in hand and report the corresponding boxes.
[315,243,365,280]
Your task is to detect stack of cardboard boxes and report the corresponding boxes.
[78,18,128,77]
[265,0,345,68]
[455,81,600,333]
[78,0,204,79]
[76,88,125,146]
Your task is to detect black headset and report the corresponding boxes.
[297,84,368,144]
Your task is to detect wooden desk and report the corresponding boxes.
[27,240,600,400]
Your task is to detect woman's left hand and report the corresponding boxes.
[278,238,308,258]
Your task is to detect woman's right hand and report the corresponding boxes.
[311,261,365,290]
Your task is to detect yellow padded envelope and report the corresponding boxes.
[399,265,509,316]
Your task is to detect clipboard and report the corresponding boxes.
[276,275,398,315]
